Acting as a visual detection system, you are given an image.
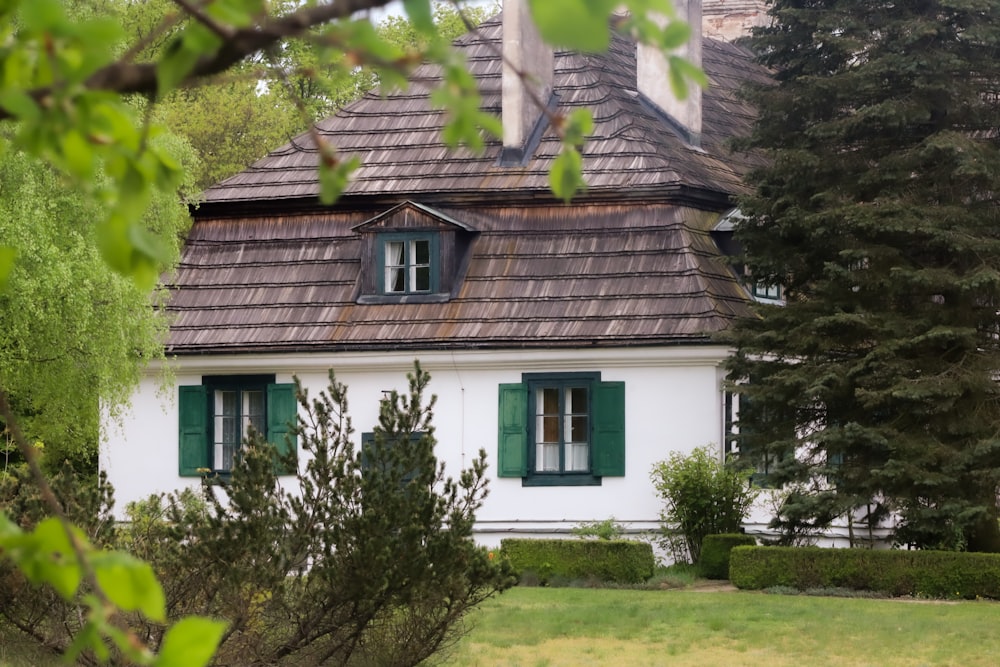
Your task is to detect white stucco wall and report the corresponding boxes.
[101,346,733,549]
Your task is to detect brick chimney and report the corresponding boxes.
[702,0,769,42]
[637,0,702,145]
[501,0,554,164]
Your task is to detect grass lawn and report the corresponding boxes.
[439,586,1000,666]
[6,585,1000,666]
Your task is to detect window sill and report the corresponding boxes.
[357,292,451,305]
[521,474,602,487]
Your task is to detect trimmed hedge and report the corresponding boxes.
[730,546,1000,599]
[699,533,757,580]
[500,538,655,584]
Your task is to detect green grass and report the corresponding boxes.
[7,585,1000,666]
[438,586,1000,666]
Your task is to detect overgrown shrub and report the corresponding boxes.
[0,462,116,663]
[650,446,758,563]
[4,364,515,666]
[128,363,516,666]
[501,538,655,585]
[730,546,1000,599]
[699,533,756,580]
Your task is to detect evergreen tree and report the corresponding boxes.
[725,0,1000,551]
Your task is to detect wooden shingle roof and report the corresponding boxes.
[199,15,769,208]
[168,14,770,355]
[167,203,753,353]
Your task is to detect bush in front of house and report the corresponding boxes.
[501,538,656,585]
[730,546,1000,599]
[699,533,757,579]
[650,445,759,563]
[2,364,514,667]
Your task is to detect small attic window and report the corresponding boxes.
[354,201,477,305]
[380,233,439,294]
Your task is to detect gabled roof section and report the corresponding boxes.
[199,15,770,209]
[353,201,477,233]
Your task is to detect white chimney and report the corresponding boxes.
[637,0,702,144]
[502,0,554,159]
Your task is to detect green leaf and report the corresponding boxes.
[549,147,585,202]
[154,617,227,667]
[562,109,594,147]
[13,517,84,600]
[528,0,617,52]
[403,0,435,36]
[19,0,66,34]
[0,89,38,121]
[318,155,361,205]
[157,41,201,98]
[61,130,95,179]
[667,55,707,100]
[92,550,167,622]
[659,20,692,50]
[63,621,106,666]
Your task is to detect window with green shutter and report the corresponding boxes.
[178,375,298,477]
[497,373,625,486]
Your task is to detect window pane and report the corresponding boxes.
[387,267,404,292]
[569,415,588,443]
[386,241,404,265]
[567,442,589,471]
[243,390,264,435]
[412,239,430,265]
[385,241,405,292]
[541,387,558,414]
[214,390,238,470]
[413,265,430,291]
[536,443,560,472]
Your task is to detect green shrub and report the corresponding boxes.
[571,517,625,540]
[501,538,655,585]
[699,533,757,579]
[730,546,1000,599]
[650,446,758,563]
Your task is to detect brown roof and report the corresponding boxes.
[199,15,769,209]
[166,203,754,353]
[168,15,769,355]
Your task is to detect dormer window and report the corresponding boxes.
[381,234,438,294]
[355,202,476,305]
[751,282,782,301]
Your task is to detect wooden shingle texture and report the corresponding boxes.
[201,15,769,205]
[168,14,770,354]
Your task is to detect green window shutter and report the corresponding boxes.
[178,385,208,476]
[267,383,298,475]
[497,383,528,477]
[592,381,625,477]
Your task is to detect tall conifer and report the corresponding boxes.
[726,0,1000,551]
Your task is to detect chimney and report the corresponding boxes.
[702,0,769,42]
[637,0,702,144]
[501,0,554,164]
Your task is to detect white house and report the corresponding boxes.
[101,0,778,549]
